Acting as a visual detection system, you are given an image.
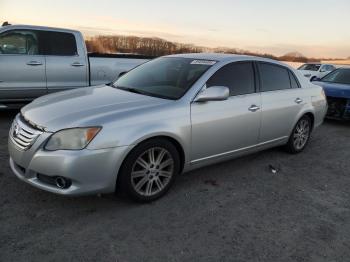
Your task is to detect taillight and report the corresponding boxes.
[321,89,326,100]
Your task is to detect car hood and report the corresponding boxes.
[312,81,350,99]
[21,85,171,132]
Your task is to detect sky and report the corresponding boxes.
[1,0,350,58]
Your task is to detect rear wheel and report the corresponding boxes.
[117,138,180,202]
[285,115,312,154]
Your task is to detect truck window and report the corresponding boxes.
[41,31,77,56]
[0,30,39,55]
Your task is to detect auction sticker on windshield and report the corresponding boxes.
[190,60,217,65]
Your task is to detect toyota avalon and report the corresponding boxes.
[8,53,327,202]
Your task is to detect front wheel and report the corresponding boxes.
[117,138,180,202]
[285,115,312,154]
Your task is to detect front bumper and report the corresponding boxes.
[8,130,133,196]
[326,96,350,120]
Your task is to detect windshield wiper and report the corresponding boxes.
[113,85,176,100]
[114,86,146,95]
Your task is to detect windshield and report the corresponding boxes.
[321,68,350,85]
[112,57,215,100]
[298,64,321,71]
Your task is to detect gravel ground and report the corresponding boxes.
[0,110,350,262]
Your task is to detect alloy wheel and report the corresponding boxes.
[131,147,174,196]
[293,119,310,150]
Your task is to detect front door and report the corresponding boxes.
[0,29,46,102]
[191,61,261,162]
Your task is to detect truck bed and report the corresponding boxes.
[88,53,154,86]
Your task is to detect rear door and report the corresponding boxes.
[43,31,88,93]
[257,62,306,143]
[0,29,46,101]
[191,61,261,162]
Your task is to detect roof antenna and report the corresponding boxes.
[2,21,11,26]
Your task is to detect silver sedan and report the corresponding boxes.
[8,53,328,202]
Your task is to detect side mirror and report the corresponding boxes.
[311,77,321,82]
[194,86,229,102]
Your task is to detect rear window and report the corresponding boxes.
[289,71,300,89]
[40,31,77,56]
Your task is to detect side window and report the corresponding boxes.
[326,65,335,71]
[288,71,300,89]
[41,31,77,56]
[206,62,255,96]
[0,30,39,55]
[259,63,291,92]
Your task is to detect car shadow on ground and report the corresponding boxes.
[4,144,288,207]
[325,118,350,127]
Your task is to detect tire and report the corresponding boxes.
[117,138,180,202]
[285,115,312,154]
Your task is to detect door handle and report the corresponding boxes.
[71,62,85,67]
[26,61,43,66]
[248,105,260,112]
[295,98,303,104]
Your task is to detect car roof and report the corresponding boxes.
[165,52,288,65]
[0,24,80,34]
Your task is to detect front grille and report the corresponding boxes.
[10,116,43,150]
[326,96,347,119]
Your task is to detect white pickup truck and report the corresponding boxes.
[0,24,152,108]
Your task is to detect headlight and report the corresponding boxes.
[45,127,101,151]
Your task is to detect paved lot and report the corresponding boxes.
[0,110,350,262]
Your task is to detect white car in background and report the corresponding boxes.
[298,63,336,81]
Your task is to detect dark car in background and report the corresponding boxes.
[313,68,350,120]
